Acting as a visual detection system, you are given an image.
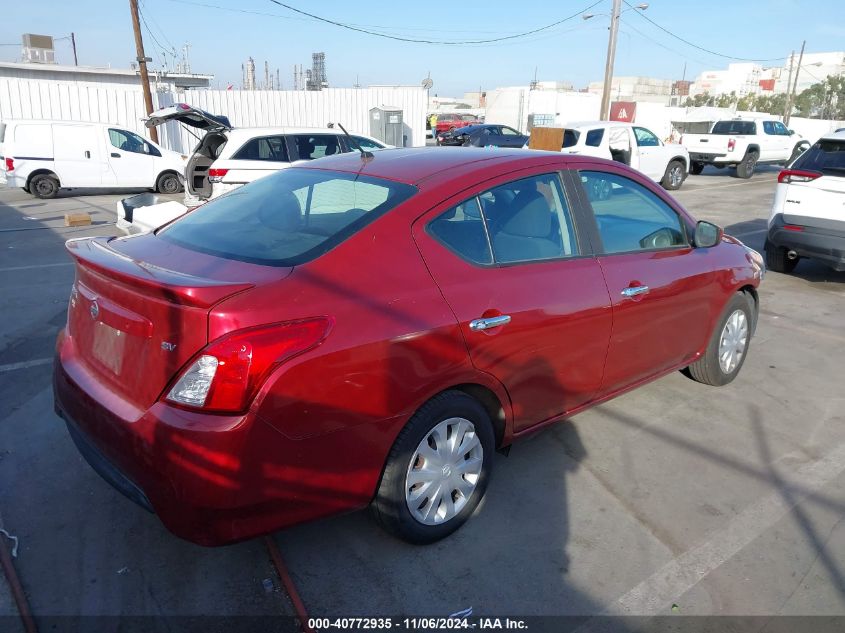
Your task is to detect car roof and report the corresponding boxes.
[819,130,845,141]
[225,126,377,139]
[295,147,597,187]
[565,121,634,130]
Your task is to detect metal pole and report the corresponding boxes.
[785,41,805,126]
[70,32,78,66]
[783,50,795,120]
[600,0,622,120]
[129,0,158,143]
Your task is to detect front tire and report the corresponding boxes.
[661,160,686,190]
[689,161,704,175]
[764,239,799,273]
[30,173,60,199]
[686,293,754,386]
[156,172,183,194]
[371,390,494,544]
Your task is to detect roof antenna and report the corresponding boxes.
[337,123,374,161]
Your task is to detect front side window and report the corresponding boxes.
[773,121,791,136]
[579,171,687,254]
[232,136,289,162]
[633,127,660,147]
[159,169,416,266]
[289,134,343,161]
[501,126,521,136]
[585,128,604,147]
[427,173,578,265]
[108,128,148,154]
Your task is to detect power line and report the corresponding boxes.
[138,6,168,59]
[623,0,785,63]
[265,0,604,45]
[619,18,714,69]
[142,1,178,51]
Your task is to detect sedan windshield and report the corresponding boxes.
[159,169,416,266]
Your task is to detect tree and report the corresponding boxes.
[684,92,715,107]
[794,75,844,119]
[716,91,738,108]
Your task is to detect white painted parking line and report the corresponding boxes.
[0,358,53,373]
[681,179,777,192]
[592,441,845,618]
[0,262,73,272]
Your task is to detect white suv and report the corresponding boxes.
[765,130,845,273]
[146,104,390,201]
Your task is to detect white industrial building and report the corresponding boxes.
[690,52,845,97]
[0,61,214,92]
[587,76,674,104]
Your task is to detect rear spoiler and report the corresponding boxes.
[66,237,254,309]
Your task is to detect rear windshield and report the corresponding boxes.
[563,129,581,148]
[711,121,756,135]
[792,139,845,176]
[158,169,417,266]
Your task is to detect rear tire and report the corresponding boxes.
[30,173,59,199]
[661,160,686,190]
[686,293,754,386]
[371,390,494,544]
[764,239,798,273]
[155,171,182,194]
[689,161,704,175]
[735,151,758,179]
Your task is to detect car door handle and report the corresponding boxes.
[85,150,91,158]
[469,315,511,331]
[111,152,121,158]
[621,285,649,298]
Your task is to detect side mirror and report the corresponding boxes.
[788,129,795,135]
[694,220,723,248]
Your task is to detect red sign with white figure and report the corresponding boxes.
[610,101,637,122]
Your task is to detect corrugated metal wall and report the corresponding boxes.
[0,79,427,153]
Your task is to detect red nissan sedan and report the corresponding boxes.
[53,148,764,545]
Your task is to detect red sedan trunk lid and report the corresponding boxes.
[64,236,286,411]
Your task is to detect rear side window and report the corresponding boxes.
[159,169,416,266]
[763,121,776,135]
[232,136,289,162]
[712,121,756,135]
[579,171,687,253]
[563,129,580,148]
[289,134,343,161]
[585,128,604,147]
[792,139,845,176]
[427,173,579,266]
[0,122,6,144]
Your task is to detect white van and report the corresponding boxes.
[0,119,186,198]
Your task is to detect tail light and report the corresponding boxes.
[727,138,736,152]
[4,157,13,172]
[208,168,229,183]
[783,224,804,232]
[778,169,822,184]
[165,317,333,413]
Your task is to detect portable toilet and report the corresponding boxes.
[369,106,404,147]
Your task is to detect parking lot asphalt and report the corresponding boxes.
[0,163,843,628]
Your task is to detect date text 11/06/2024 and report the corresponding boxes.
[308,617,528,630]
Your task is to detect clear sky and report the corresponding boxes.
[2,0,844,96]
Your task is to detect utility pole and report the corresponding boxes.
[785,41,805,126]
[600,0,622,120]
[128,0,158,143]
[70,32,78,66]
[783,49,795,120]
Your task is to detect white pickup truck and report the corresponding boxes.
[682,118,810,178]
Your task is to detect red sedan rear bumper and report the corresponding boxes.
[53,330,400,545]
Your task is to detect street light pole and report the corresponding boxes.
[600,0,622,121]
[129,0,158,143]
